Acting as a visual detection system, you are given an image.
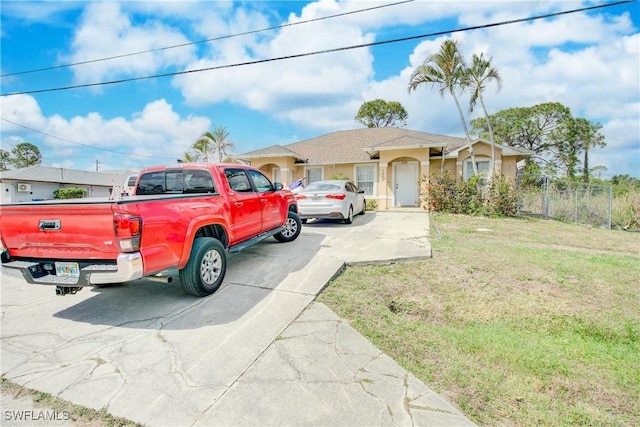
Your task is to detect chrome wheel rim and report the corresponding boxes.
[200,249,222,285]
[281,217,298,238]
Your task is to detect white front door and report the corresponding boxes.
[393,161,418,207]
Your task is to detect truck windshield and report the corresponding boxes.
[136,170,215,195]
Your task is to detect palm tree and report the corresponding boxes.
[408,39,478,176]
[467,53,502,179]
[193,132,215,162]
[191,126,234,162]
[210,126,234,162]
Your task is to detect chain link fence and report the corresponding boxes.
[517,175,613,229]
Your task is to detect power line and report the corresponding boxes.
[0,117,176,160]
[0,0,414,78]
[1,0,633,97]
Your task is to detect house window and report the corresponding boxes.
[463,158,490,181]
[355,164,376,196]
[305,166,323,184]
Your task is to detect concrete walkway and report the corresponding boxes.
[1,211,475,426]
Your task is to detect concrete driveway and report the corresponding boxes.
[1,211,475,426]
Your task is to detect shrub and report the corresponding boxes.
[424,172,519,217]
[331,173,351,180]
[53,187,87,199]
[484,175,518,217]
[365,199,378,211]
[612,191,640,230]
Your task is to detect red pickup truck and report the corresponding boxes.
[0,163,301,297]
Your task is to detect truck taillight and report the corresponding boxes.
[114,214,142,252]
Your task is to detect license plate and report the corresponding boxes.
[55,262,80,278]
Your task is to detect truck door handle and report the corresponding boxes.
[234,202,243,207]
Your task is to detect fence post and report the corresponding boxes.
[608,185,612,230]
[575,189,579,223]
[544,176,549,219]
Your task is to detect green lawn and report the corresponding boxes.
[318,214,640,426]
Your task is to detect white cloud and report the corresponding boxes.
[64,2,196,85]
[0,95,210,171]
[2,1,637,178]
[172,0,375,132]
[0,94,48,131]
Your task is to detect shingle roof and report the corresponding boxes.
[0,166,136,186]
[239,144,306,161]
[237,128,533,164]
[239,128,460,165]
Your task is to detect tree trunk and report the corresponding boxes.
[480,96,496,180]
[451,90,477,176]
[583,147,589,185]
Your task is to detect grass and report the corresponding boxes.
[317,214,640,426]
[1,377,141,427]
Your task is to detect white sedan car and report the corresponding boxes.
[296,180,366,224]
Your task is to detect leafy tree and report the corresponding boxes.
[466,53,501,179]
[471,104,606,180]
[355,99,408,128]
[184,125,234,162]
[574,119,605,184]
[548,117,604,181]
[471,102,571,170]
[409,40,478,175]
[0,149,10,171]
[10,142,42,168]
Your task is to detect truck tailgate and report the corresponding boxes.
[0,202,121,260]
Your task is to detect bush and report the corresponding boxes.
[612,191,640,230]
[484,175,518,217]
[53,187,87,199]
[365,199,378,211]
[424,172,519,217]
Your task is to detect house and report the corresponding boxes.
[0,166,136,204]
[237,127,534,209]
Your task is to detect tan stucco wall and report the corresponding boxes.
[245,143,523,211]
[376,149,432,210]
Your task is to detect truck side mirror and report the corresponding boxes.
[273,182,283,191]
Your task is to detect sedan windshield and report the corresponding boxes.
[304,182,341,192]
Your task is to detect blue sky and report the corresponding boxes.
[1,0,638,178]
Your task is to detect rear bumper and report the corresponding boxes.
[0,251,144,287]
[297,210,345,220]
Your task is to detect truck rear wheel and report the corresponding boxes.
[179,237,226,297]
[274,211,302,242]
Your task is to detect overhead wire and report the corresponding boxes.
[0,0,633,162]
[0,0,633,97]
[0,0,417,160]
[0,0,415,77]
[0,117,176,160]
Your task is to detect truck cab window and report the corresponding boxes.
[247,170,273,192]
[185,171,215,193]
[225,169,253,193]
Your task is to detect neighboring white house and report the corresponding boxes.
[0,166,137,204]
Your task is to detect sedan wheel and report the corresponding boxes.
[343,206,354,224]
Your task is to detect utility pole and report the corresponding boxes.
[95,160,101,171]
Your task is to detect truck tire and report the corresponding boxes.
[274,211,302,242]
[179,237,226,297]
